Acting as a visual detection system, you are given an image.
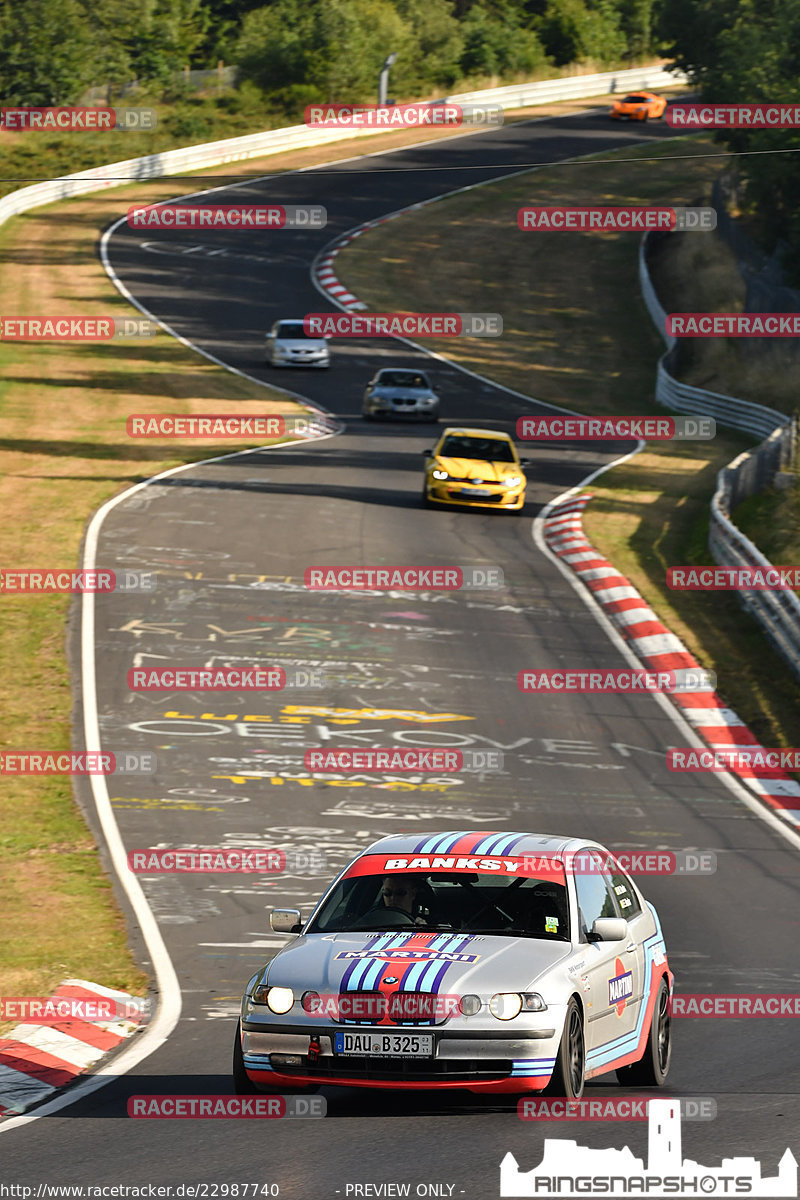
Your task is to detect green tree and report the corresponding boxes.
[0,0,96,103]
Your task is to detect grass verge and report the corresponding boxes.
[334,132,800,755]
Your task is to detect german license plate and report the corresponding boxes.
[334,1031,433,1057]
[465,488,490,497]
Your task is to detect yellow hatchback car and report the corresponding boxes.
[422,427,529,511]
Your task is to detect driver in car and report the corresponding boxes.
[380,875,430,925]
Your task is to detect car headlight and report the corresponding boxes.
[252,985,294,1013]
[432,469,449,480]
[490,992,547,1020]
[504,475,523,487]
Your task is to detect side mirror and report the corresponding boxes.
[589,917,628,943]
[270,908,303,934]
[422,448,432,457]
[519,458,533,467]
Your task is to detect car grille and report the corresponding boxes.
[332,992,451,1025]
[277,1056,512,1081]
[447,488,505,502]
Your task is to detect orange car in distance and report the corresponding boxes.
[609,91,667,121]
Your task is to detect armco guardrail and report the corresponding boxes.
[639,232,788,440]
[639,228,800,681]
[710,424,800,683]
[447,65,684,110]
[0,64,686,232]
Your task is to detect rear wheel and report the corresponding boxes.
[616,976,671,1086]
[545,998,585,1098]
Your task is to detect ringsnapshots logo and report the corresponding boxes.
[1,317,155,340]
[668,565,800,590]
[127,204,326,229]
[304,566,503,590]
[667,313,800,337]
[499,1098,798,1197]
[125,414,328,439]
[303,748,503,773]
[0,751,157,775]
[517,416,716,441]
[127,847,326,873]
[303,313,502,337]
[518,669,716,694]
[304,102,503,129]
[127,1095,326,1119]
[1,569,155,593]
[667,102,800,128]
[518,207,716,232]
[0,107,157,131]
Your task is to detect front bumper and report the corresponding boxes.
[425,480,525,510]
[369,401,439,417]
[241,1020,559,1092]
[272,352,330,367]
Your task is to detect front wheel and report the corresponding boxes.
[545,998,585,1098]
[616,976,671,1086]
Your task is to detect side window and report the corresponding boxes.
[609,868,641,917]
[574,848,618,939]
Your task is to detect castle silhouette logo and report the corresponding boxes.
[500,1099,798,1197]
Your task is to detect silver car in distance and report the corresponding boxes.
[234,831,673,1097]
[362,368,439,421]
[265,319,330,368]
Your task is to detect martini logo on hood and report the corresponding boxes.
[335,949,480,962]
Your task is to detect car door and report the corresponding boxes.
[572,848,641,1068]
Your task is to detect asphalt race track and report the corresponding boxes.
[2,107,800,1197]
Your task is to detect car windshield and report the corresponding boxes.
[276,322,315,339]
[622,94,648,103]
[306,870,570,940]
[438,436,516,462]
[377,371,429,388]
